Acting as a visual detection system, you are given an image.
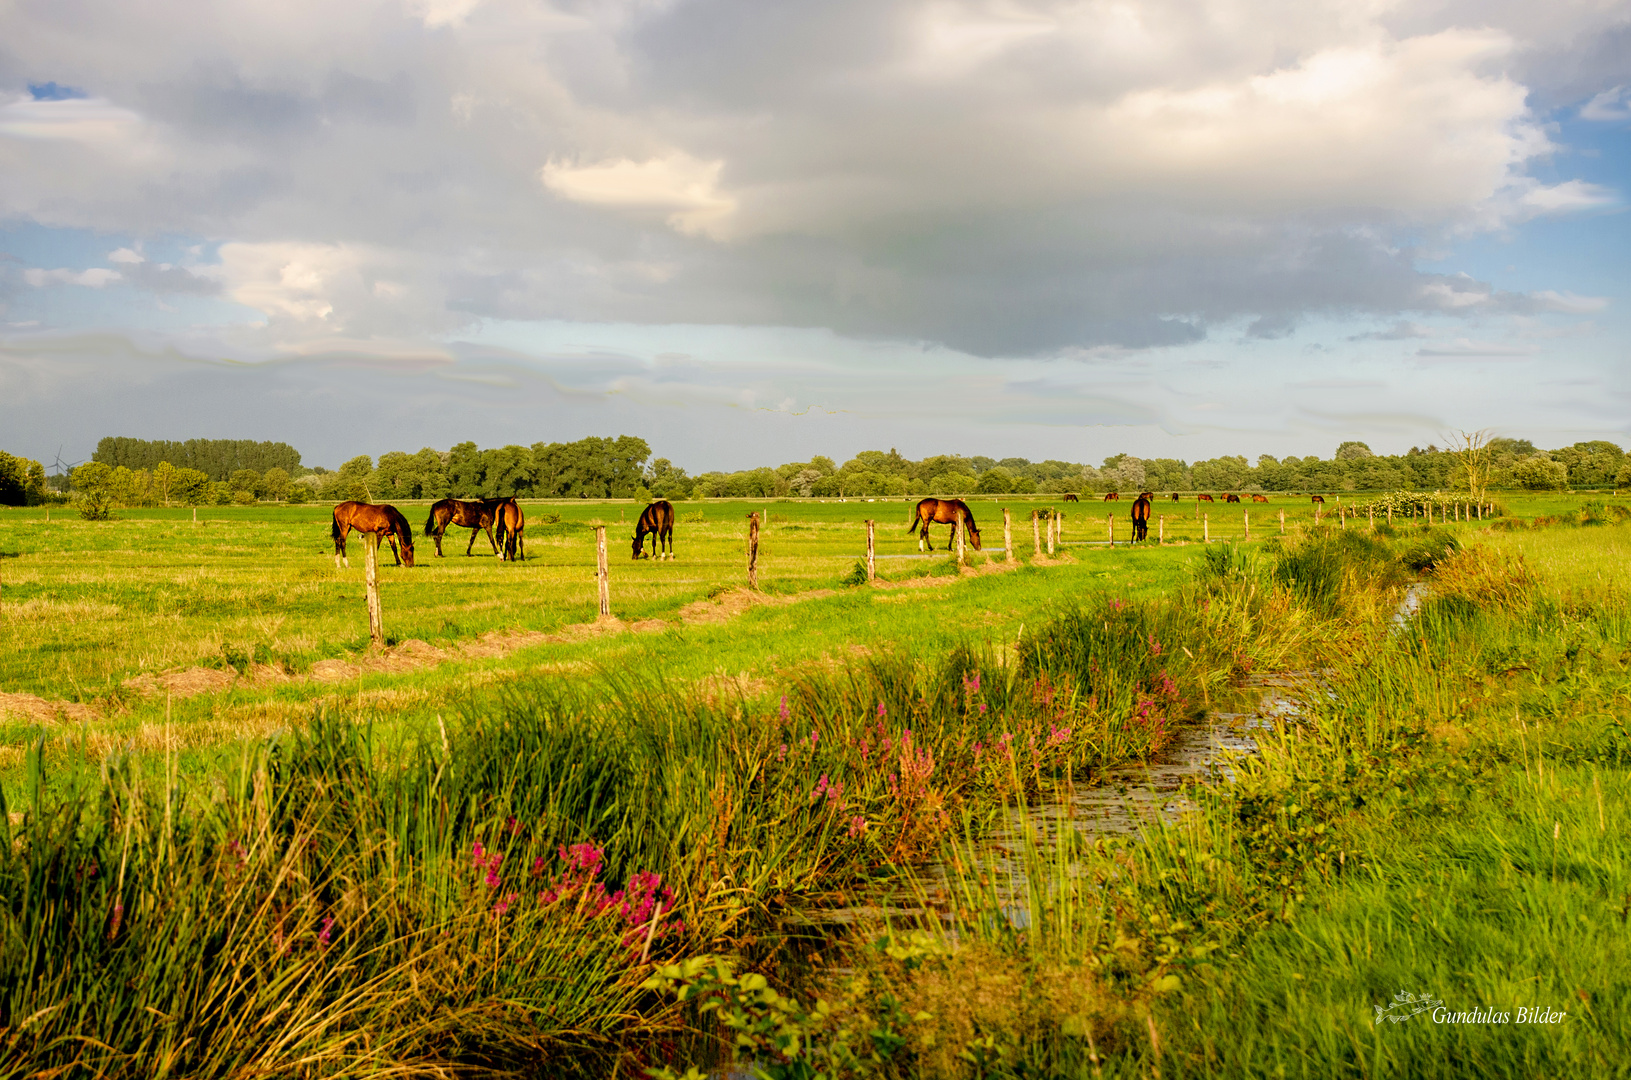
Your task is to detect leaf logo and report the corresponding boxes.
[1374,991,1443,1025]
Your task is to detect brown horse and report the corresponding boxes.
[495,497,525,561]
[907,498,981,552]
[1311,494,1326,505]
[1131,495,1152,541]
[1224,493,1241,503]
[1104,492,1119,502]
[1198,493,1215,503]
[1251,494,1269,503]
[1171,492,1182,501]
[332,502,415,568]
[633,500,675,560]
[424,497,506,557]
[1138,491,1154,501]
[1064,493,1080,502]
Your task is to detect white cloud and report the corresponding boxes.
[23,267,123,287]
[1532,290,1609,314]
[0,96,146,145]
[540,153,739,238]
[108,247,145,264]
[1580,85,1631,121]
[1517,179,1617,215]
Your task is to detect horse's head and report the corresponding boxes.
[401,542,416,568]
[631,532,645,559]
[968,525,982,550]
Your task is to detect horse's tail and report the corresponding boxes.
[905,503,922,535]
[424,504,438,537]
[331,509,343,542]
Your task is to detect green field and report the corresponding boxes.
[0,492,1627,1077]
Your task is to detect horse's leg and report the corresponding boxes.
[433,522,445,557]
[336,524,350,569]
[484,523,498,555]
[466,527,479,556]
[386,531,402,565]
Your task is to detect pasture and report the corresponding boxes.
[0,491,1628,1077]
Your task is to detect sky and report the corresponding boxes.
[1,0,1628,473]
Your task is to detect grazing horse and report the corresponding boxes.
[332,501,415,569]
[1224,493,1241,504]
[1198,493,1215,504]
[424,497,506,557]
[1138,491,1154,501]
[1251,494,1269,503]
[495,497,525,562]
[1171,492,1182,501]
[633,500,675,560]
[907,498,981,552]
[1104,492,1120,502]
[1311,494,1326,505]
[1064,493,1080,502]
[1130,495,1152,541]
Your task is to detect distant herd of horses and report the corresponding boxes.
[329,490,1334,569]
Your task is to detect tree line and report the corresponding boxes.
[7,434,1626,511]
[92,438,305,481]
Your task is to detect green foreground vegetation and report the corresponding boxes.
[0,494,1628,1076]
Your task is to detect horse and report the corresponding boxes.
[332,501,415,569]
[1224,493,1241,504]
[1138,491,1154,501]
[907,498,981,552]
[1064,493,1080,502]
[1131,495,1152,542]
[1251,494,1269,503]
[1311,494,1326,505]
[495,497,525,561]
[1198,493,1215,503]
[1104,492,1120,502]
[633,500,675,560]
[1171,493,1182,501]
[424,497,506,557]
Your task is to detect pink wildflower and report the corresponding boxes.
[317,915,335,947]
[779,695,790,721]
[877,701,887,718]
[494,892,518,916]
[847,816,868,838]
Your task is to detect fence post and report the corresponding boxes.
[1203,513,1209,543]
[1244,510,1250,541]
[1388,505,1393,526]
[1047,513,1055,556]
[192,507,196,524]
[748,512,761,589]
[1032,510,1042,557]
[955,508,966,567]
[1106,512,1114,548]
[595,526,611,616]
[1158,515,1164,544]
[1003,508,1014,564]
[1315,503,1322,525]
[866,519,876,582]
[1369,506,1374,530]
[364,533,384,647]
[1279,508,1285,534]
[1340,506,1347,530]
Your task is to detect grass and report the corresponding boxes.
[1,493,1628,1076]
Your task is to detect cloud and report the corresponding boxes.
[1416,339,1536,358]
[1531,290,1609,314]
[1350,321,1432,341]
[23,266,122,287]
[540,152,739,238]
[1580,85,1631,121]
[0,0,1622,359]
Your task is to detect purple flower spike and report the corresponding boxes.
[779,695,790,721]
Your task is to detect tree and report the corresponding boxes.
[261,467,292,501]
[173,468,212,505]
[69,461,117,520]
[977,466,1013,494]
[1447,430,1494,501]
[0,450,48,506]
[1335,441,1373,460]
[229,469,264,498]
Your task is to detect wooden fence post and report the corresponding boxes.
[1315,503,1322,525]
[1340,506,1347,530]
[1279,508,1285,534]
[192,507,196,523]
[1032,510,1042,557]
[1047,513,1055,556]
[364,533,384,647]
[866,519,876,582]
[1158,515,1164,544]
[1244,510,1250,541]
[1387,505,1393,526]
[1003,508,1014,564]
[1203,513,1209,544]
[955,507,966,567]
[747,512,760,589]
[595,526,611,616]
[1106,512,1114,548]
[1369,506,1374,530]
